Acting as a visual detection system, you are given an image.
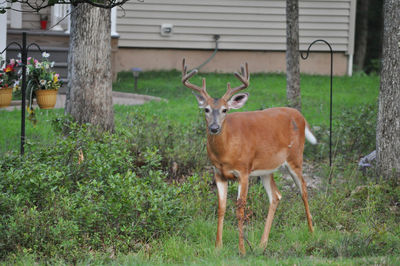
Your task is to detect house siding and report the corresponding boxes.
[18,5,51,29]
[117,0,355,53]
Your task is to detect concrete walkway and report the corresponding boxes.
[1,91,164,111]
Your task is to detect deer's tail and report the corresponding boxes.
[305,123,317,145]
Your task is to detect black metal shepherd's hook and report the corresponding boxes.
[300,39,333,183]
[1,32,43,155]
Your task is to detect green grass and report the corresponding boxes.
[0,108,64,155]
[118,216,398,264]
[113,70,379,126]
[1,71,379,155]
[73,215,398,265]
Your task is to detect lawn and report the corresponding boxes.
[2,71,379,155]
[113,70,379,126]
[2,71,398,265]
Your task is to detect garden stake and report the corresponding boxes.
[0,32,44,155]
[21,32,26,155]
[300,39,334,183]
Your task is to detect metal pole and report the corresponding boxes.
[300,39,334,182]
[2,33,43,155]
[20,32,27,155]
[329,46,333,174]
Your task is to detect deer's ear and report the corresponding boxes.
[193,92,207,108]
[228,93,249,109]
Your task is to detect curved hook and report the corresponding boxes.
[27,42,44,54]
[300,39,333,60]
[0,42,23,55]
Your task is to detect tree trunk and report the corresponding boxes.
[286,0,301,112]
[376,0,400,178]
[65,3,114,131]
[354,0,369,72]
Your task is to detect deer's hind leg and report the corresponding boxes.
[236,172,249,255]
[259,174,282,249]
[286,161,314,233]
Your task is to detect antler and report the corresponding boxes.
[182,58,211,98]
[222,63,250,100]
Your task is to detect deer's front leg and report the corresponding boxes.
[236,173,249,255]
[215,172,228,249]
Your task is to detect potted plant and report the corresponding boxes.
[40,14,48,30]
[0,56,20,108]
[27,52,61,110]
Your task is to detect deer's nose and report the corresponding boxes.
[209,124,220,134]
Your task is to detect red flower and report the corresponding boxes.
[4,65,14,73]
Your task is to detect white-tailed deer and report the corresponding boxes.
[182,59,316,255]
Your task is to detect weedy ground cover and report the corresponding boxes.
[1,71,398,265]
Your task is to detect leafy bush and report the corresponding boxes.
[0,119,204,262]
[117,108,208,178]
[335,103,377,157]
[305,103,377,161]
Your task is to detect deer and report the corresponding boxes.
[181,59,317,255]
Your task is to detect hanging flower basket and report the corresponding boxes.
[0,87,13,108]
[35,89,58,109]
[0,56,20,108]
[26,53,62,111]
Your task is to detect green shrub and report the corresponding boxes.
[305,103,377,161]
[335,104,377,156]
[117,108,208,178]
[0,119,203,262]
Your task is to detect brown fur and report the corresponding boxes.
[207,107,306,179]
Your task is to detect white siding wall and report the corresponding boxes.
[18,4,51,29]
[117,0,355,53]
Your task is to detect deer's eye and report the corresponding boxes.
[204,108,210,113]
[222,108,227,113]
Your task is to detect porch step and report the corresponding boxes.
[6,46,68,63]
[6,46,69,81]
[6,30,69,81]
[7,29,70,47]
[6,29,119,82]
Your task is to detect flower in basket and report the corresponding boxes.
[0,56,20,91]
[26,52,62,92]
[26,52,62,120]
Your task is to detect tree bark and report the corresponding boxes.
[65,3,114,131]
[354,0,369,72]
[286,0,301,112]
[376,0,400,178]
